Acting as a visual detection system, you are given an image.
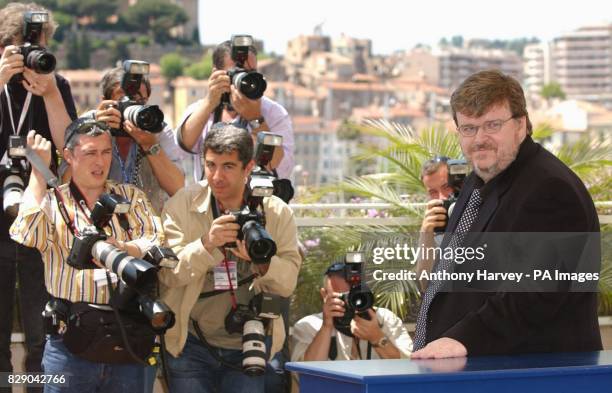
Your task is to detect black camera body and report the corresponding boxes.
[434,159,471,233]
[227,206,276,265]
[111,60,165,137]
[14,11,56,80]
[332,252,375,337]
[2,136,29,217]
[221,35,267,108]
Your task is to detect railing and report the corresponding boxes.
[290,201,612,226]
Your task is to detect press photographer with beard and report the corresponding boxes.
[0,3,76,390]
[159,123,301,393]
[10,120,164,392]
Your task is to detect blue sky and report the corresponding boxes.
[199,0,610,54]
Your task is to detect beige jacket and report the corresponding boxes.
[159,181,301,357]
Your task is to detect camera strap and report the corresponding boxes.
[3,85,32,136]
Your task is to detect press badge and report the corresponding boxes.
[213,261,238,290]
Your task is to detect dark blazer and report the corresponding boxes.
[425,136,602,355]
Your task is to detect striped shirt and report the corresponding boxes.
[10,181,163,304]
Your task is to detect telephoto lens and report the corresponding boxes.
[242,320,267,376]
[2,174,24,217]
[242,220,277,264]
[232,70,267,100]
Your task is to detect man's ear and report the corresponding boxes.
[63,148,73,165]
[245,159,255,174]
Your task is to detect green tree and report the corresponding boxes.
[185,55,213,80]
[541,82,566,100]
[451,35,464,48]
[122,0,188,43]
[109,37,130,67]
[160,53,184,80]
[65,33,80,69]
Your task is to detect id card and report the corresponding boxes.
[213,261,238,290]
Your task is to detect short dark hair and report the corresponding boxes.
[212,40,258,69]
[420,156,449,180]
[203,122,253,167]
[100,67,151,100]
[450,69,532,135]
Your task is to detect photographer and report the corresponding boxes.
[10,120,164,392]
[291,262,412,364]
[0,3,76,390]
[416,157,453,291]
[175,36,295,186]
[160,123,301,392]
[63,63,185,213]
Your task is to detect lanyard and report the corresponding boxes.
[113,141,138,184]
[4,85,32,136]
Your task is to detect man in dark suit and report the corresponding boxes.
[411,69,602,359]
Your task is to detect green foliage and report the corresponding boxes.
[108,36,131,67]
[160,52,185,80]
[121,0,188,43]
[185,54,213,80]
[51,10,72,42]
[65,32,92,69]
[541,82,566,100]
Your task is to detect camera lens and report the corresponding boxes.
[3,174,24,217]
[348,288,374,312]
[26,50,56,74]
[242,320,266,376]
[242,221,277,264]
[233,71,267,100]
[123,105,164,133]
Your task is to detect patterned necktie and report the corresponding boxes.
[413,188,483,350]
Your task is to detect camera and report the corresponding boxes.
[112,60,165,137]
[16,12,56,77]
[332,252,375,337]
[435,159,471,233]
[223,132,285,264]
[221,35,267,108]
[1,136,28,217]
[66,192,176,332]
[224,292,280,376]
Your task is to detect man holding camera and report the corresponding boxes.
[411,70,601,359]
[160,123,301,392]
[10,120,164,392]
[175,36,295,187]
[416,157,468,291]
[65,62,185,213]
[291,261,412,364]
[0,3,76,389]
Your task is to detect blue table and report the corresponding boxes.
[286,351,612,393]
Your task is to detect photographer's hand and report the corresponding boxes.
[204,69,231,112]
[352,309,383,343]
[420,199,448,232]
[124,120,158,150]
[230,85,262,122]
[322,286,345,329]
[201,214,240,254]
[95,100,121,129]
[22,68,57,97]
[25,130,52,205]
[0,45,24,86]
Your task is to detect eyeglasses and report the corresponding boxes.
[457,116,516,137]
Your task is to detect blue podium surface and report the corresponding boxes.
[286,350,612,393]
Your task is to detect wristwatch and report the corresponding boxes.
[248,116,265,129]
[144,143,161,156]
[372,336,390,348]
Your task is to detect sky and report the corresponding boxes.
[198,0,611,55]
